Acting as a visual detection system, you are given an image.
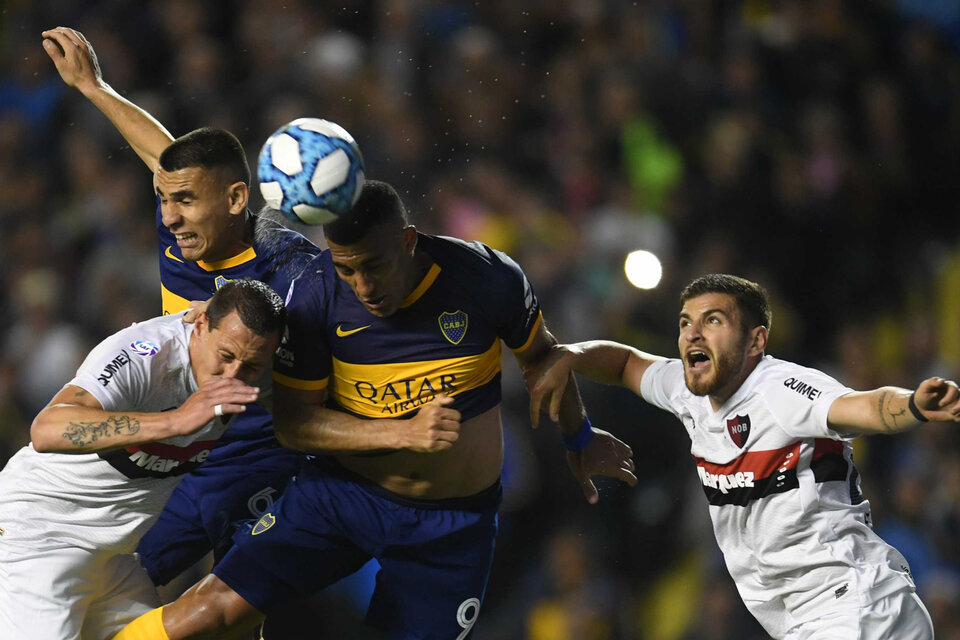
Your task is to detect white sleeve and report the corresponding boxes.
[639,358,685,417]
[68,330,151,412]
[761,365,854,440]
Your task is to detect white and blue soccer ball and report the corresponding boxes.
[257,118,365,225]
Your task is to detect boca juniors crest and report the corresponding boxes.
[214,275,232,290]
[438,310,468,345]
[726,414,751,447]
[251,513,276,536]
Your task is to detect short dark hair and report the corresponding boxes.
[680,274,772,331]
[159,127,251,187]
[206,279,285,338]
[322,179,408,245]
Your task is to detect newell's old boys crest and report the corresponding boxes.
[726,414,751,447]
[439,311,468,345]
[251,513,276,536]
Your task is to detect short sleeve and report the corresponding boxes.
[761,366,854,440]
[272,274,332,391]
[486,248,542,352]
[69,332,151,411]
[639,358,685,417]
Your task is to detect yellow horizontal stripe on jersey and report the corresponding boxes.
[161,284,192,315]
[197,246,257,272]
[272,371,330,391]
[330,340,502,418]
[510,311,543,354]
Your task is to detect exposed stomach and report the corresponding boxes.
[336,404,503,499]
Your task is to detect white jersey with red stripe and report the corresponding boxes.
[640,355,916,638]
[0,312,230,555]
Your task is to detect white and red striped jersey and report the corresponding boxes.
[0,313,230,554]
[641,356,915,638]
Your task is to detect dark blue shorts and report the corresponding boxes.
[136,447,304,585]
[213,457,501,640]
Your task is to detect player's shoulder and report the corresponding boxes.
[420,233,524,279]
[112,312,191,352]
[250,211,320,261]
[751,356,846,398]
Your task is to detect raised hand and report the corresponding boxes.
[566,428,637,504]
[171,377,261,436]
[41,27,102,93]
[914,377,960,422]
[401,394,462,453]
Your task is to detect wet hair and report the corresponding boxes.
[206,279,285,338]
[158,127,251,186]
[680,274,772,332]
[322,179,408,245]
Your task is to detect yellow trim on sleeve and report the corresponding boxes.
[511,311,544,354]
[400,263,441,308]
[197,246,258,271]
[160,283,192,315]
[272,371,329,391]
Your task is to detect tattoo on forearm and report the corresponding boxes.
[62,416,141,447]
[877,391,907,432]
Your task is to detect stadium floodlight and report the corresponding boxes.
[624,249,662,290]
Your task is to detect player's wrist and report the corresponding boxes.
[563,415,594,451]
[908,391,929,423]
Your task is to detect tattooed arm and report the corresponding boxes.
[827,377,960,436]
[29,385,173,454]
[30,376,259,453]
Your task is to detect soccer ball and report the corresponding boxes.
[257,118,365,225]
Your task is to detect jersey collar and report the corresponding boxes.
[400,263,441,308]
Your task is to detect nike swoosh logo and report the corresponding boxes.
[336,324,371,338]
[165,246,184,263]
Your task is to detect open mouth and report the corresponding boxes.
[686,350,711,371]
[174,232,199,247]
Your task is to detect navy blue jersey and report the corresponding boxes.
[156,200,320,455]
[274,234,543,421]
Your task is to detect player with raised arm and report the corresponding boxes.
[526,273,952,639]
[112,179,638,640]
[0,280,285,640]
[42,26,320,589]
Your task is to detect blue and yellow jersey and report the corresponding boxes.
[275,234,542,421]
[156,200,320,455]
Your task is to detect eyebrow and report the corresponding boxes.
[679,308,729,320]
[155,185,197,199]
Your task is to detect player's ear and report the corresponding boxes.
[748,325,768,356]
[226,182,249,215]
[402,225,417,256]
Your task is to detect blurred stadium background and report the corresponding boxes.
[3,1,960,638]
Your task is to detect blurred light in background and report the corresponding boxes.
[624,249,662,290]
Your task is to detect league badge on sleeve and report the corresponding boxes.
[129,340,160,357]
[726,414,751,448]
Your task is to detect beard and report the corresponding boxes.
[684,340,747,398]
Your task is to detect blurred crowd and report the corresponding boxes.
[3,1,960,638]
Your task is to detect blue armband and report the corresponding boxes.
[563,416,594,451]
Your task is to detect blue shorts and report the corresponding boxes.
[136,446,304,586]
[213,457,501,640]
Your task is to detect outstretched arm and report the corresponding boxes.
[42,26,174,172]
[828,376,960,436]
[31,379,259,453]
[527,340,665,426]
[516,328,639,504]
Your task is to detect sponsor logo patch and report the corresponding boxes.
[783,377,822,400]
[252,513,277,535]
[726,414,751,447]
[439,310,468,344]
[129,340,160,357]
